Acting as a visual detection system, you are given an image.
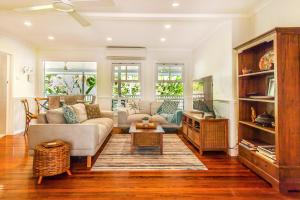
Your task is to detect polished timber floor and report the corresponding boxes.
[0,133,299,200]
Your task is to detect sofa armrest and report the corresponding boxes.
[28,124,100,152]
[37,113,48,124]
[101,110,114,120]
[117,108,129,125]
[173,110,183,125]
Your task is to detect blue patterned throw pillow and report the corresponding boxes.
[158,100,179,114]
[63,105,79,124]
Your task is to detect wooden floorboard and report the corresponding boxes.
[0,133,299,200]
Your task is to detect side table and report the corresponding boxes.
[33,140,72,184]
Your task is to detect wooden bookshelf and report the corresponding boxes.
[235,28,300,192]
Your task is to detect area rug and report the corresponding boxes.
[91,134,207,171]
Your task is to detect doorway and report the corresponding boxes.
[0,52,12,137]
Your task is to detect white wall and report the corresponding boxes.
[37,48,193,110]
[0,34,37,134]
[192,21,238,156]
[251,0,300,37]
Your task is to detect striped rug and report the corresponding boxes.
[92,134,207,171]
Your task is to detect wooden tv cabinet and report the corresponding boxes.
[182,112,228,155]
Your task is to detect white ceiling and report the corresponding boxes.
[0,0,271,49]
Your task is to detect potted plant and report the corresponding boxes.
[142,117,150,124]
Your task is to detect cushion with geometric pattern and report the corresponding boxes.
[158,100,179,114]
[63,105,79,124]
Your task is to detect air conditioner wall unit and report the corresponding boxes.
[105,46,147,60]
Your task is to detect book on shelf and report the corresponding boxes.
[255,151,276,164]
[257,149,276,160]
[257,145,276,161]
[239,143,256,151]
[239,139,266,151]
[257,145,275,155]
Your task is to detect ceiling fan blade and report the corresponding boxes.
[14,4,54,12]
[69,11,91,27]
[72,0,100,2]
[71,0,115,6]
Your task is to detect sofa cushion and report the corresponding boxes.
[150,115,169,124]
[63,105,79,124]
[72,103,88,122]
[82,118,114,133]
[150,101,163,115]
[138,101,151,114]
[85,104,101,119]
[96,124,110,143]
[46,108,66,124]
[127,114,151,123]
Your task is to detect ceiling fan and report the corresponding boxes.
[13,0,103,27]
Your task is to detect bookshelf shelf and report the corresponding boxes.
[238,70,274,78]
[239,145,278,167]
[239,98,275,103]
[239,121,275,134]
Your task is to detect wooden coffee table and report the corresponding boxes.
[129,123,164,154]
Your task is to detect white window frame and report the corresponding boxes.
[155,63,184,109]
[112,63,141,99]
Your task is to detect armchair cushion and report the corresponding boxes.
[150,115,168,124]
[127,114,151,123]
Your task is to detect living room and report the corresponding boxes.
[0,0,299,199]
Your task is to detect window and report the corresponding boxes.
[112,63,141,109]
[156,63,184,109]
[44,61,97,96]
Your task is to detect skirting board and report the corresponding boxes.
[12,129,24,135]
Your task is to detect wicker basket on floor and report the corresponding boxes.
[33,140,71,179]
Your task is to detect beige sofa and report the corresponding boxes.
[28,104,113,168]
[118,101,181,129]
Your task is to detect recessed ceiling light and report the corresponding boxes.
[160,38,166,42]
[24,21,32,27]
[164,24,172,29]
[48,36,55,40]
[106,37,112,41]
[172,2,180,7]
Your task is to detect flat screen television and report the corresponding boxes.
[192,76,214,114]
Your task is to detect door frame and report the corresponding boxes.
[0,51,13,135]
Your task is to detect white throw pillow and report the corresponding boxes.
[46,108,66,124]
[71,103,88,123]
[126,100,140,115]
[138,101,151,114]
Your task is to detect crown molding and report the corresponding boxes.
[82,12,249,20]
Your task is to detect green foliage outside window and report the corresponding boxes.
[85,76,96,95]
[113,82,140,97]
[156,76,183,96]
[45,74,96,96]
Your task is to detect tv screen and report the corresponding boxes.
[192,76,213,112]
